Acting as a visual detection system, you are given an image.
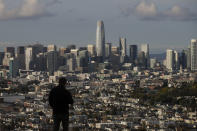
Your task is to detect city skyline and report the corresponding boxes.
[0,1,197,129]
[0,0,197,53]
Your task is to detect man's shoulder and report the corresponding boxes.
[50,86,59,92]
[51,86,70,93]
[50,86,71,93]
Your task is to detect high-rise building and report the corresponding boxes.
[17,46,25,56]
[0,52,4,65]
[59,47,67,56]
[87,44,96,57]
[141,44,149,57]
[25,47,35,70]
[3,47,15,66]
[33,44,44,54]
[35,53,47,71]
[3,53,12,66]
[137,51,146,68]
[111,46,119,55]
[191,39,197,71]
[141,44,150,68]
[67,45,76,50]
[129,45,138,64]
[77,50,89,69]
[5,47,15,57]
[166,49,175,71]
[105,43,112,58]
[119,38,127,63]
[9,57,19,78]
[187,46,191,69]
[150,58,157,68]
[174,51,180,70]
[180,50,187,69]
[79,50,88,58]
[119,38,126,56]
[17,46,25,69]
[67,57,77,72]
[43,47,48,53]
[96,20,105,61]
[71,49,79,57]
[79,47,87,51]
[47,44,57,52]
[47,51,58,75]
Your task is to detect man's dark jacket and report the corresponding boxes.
[49,86,73,114]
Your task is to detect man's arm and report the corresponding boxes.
[68,92,74,105]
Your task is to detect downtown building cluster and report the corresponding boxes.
[0,21,197,80]
[0,21,151,79]
[165,39,197,72]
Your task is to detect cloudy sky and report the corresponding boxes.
[0,0,196,53]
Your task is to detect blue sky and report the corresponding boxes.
[0,0,196,53]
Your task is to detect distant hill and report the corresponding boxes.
[150,53,166,62]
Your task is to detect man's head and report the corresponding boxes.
[58,77,68,87]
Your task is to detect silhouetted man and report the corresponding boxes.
[49,78,73,131]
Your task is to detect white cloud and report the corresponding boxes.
[120,1,197,21]
[19,0,45,17]
[135,1,158,18]
[0,0,57,20]
[164,5,197,21]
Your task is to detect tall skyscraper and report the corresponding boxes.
[59,47,67,56]
[17,46,25,70]
[141,44,150,68]
[180,50,187,69]
[2,47,15,66]
[119,38,127,63]
[25,47,35,70]
[0,52,4,65]
[3,52,12,66]
[111,46,119,55]
[47,44,57,52]
[67,58,76,72]
[150,58,157,68]
[47,51,58,75]
[174,51,180,70]
[119,38,127,56]
[4,47,15,57]
[33,44,44,54]
[71,49,79,57]
[35,53,47,71]
[9,57,19,78]
[141,44,149,57]
[129,45,138,64]
[96,20,105,61]
[17,46,25,56]
[187,46,191,69]
[77,50,89,70]
[191,39,197,71]
[166,49,175,71]
[137,51,146,68]
[105,43,112,58]
[87,44,96,57]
